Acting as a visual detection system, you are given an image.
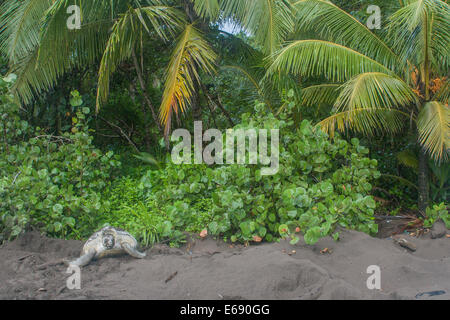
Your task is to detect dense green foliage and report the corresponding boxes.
[0,75,384,246]
[0,80,120,241]
[100,174,213,247]
[140,100,380,245]
[423,202,450,229]
[0,1,448,245]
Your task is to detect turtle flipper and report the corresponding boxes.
[121,242,146,259]
[69,249,96,267]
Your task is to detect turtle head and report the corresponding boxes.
[102,231,115,250]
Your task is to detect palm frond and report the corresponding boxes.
[379,174,418,190]
[417,101,449,163]
[397,149,419,169]
[387,0,450,72]
[217,30,264,64]
[193,0,220,21]
[333,72,419,113]
[318,107,409,137]
[96,5,183,110]
[133,152,160,167]
[221,0,294,56]
[0,0,52,63]
[267,40,394,83]
[3,0,182,105]
[5,0,116,104]
[263,71,300,106]
[433,79,449,104]
[301,84,341,107]
[9,48,59,106]
[37,0,123,65]
[159,24,217,136]
[96,9,140,112]
[221,65,274,111]
[135,5,183,40]
[291,0,403,75]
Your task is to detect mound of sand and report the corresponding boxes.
[0,228,448,300]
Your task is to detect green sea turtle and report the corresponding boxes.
[69,227,146,267]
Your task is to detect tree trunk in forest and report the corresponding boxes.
[215,95,234,126]
[418,14,431,216]
[131,81,152,152]
[183,0,209,123]
[418,148,430,216]
[191,92,202,121]
[131,48,163,136]
[199,82,234,127]
[183,0,196,23]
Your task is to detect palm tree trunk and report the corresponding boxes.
[183,0,207,123]
[131,48,163,135]
[130,82,152,151]
[191,90,202,121]
[418,15,431,216]
[418,149,430,215]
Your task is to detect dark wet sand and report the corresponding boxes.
[0,228,448,300]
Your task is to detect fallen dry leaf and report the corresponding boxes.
[320,248,332,254]
[252,235,262,243]
[446,234,450,238]
[199,229,208,238]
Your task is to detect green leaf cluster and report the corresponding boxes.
[423,202,449,229]
[0,80,120,242]
[140,100,380,245]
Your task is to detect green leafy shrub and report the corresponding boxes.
[140,101,380,245]
[0,79,120,241]
[100,173,213,247]
[423,203,449,229]
[101,176,177,247]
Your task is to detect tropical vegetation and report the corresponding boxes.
[0,0,448,246]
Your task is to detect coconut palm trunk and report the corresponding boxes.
[418,148,430,214]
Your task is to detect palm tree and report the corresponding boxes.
[2,0,447,211]
[0,0,297,137]
[267,0,449,213]
[0,0,219,135]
